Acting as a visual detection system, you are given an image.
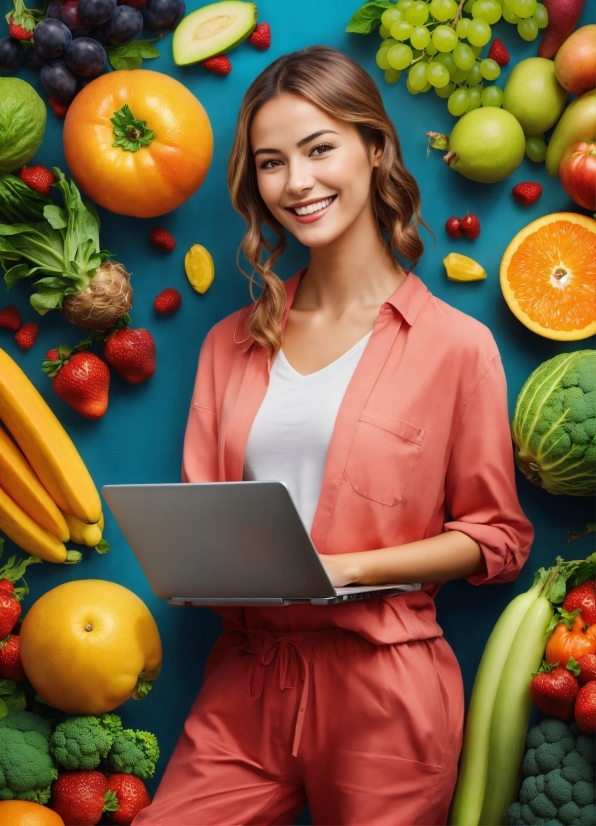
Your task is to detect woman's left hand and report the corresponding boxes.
[319,553,360,587]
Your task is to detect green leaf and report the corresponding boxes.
[547,571,569,605]
[95,539,111,555]
[43,203,68,230]
[0,173,50,224]
[0,678,18,695]
[346,1,394,33]
[4,262,31,288]
[566,656,581,676]
[30,290,64,313]
[0,697,7,719]
[106,40,160,71]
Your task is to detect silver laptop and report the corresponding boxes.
[102,481,420,606]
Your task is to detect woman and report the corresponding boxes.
[134,46,533,826]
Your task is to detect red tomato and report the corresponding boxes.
[559,140,596,211]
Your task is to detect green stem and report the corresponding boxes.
[111,104,157,153]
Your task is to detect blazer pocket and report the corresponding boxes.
[345,409,425,506]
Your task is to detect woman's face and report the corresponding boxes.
[250,93,382,249]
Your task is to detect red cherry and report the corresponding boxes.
[460,213,481,239]
[445,217,462,238]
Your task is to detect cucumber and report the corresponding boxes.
[479,595,554,826]
[449,582,541,826]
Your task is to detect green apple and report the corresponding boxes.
[503,58,568,137]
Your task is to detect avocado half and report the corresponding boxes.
[173,0,258,67]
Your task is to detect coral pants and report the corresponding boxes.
[133,627,464,826]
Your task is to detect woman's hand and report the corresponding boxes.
[318,553,360,588]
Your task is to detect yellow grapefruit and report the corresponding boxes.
[19,579,162,715]
[0,801,65,826]
[500,212,596,340]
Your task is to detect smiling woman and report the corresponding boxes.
[133,45,534,826]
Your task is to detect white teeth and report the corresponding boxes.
[293,197,333,216]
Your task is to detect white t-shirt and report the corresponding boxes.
[243,332,372,532]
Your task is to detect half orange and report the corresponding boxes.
[500,212,596,340]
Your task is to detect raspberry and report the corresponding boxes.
[460,214,481,239]
[487,38,510,67]
[15,322,39,350]
[248,22,271,50]
[0,306,22,332]
[512,182,543,206]
[149,227,176,253]
[154,288,182,314]
[201,55,232,75]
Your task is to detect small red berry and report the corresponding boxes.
[18,165,56,196]
[149,227,176,253]
[487,38,510,66]
[48,98,70,117]
[154,288,182,314]
[45,348,60,362]
[445,217,462,239]
[8,17,34,40]
[14,322,38,350]
[0,579,15,593]
[248,22,271,50]
[0,306,22,332]
[460,213,481,239]
[201,55,232,75]
[512,182,543,206]
[0,635,26,682]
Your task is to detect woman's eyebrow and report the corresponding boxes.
[253,129,339,157]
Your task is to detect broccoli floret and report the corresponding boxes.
[50,713,122,771]
[106,729,159,779]
[573,781,595,808]
[507,721,595,826]
[0,710,58,804]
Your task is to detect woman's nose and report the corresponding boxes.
[285,158,314,196]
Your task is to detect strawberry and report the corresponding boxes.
[512,181,543,206]
[576,654,596,685]
[0,580,15,593]
[46,350,110,419]
[563,580,596,625]
[149,227,176,253]
[50,770,112,826]
[0,588,21,639]
[14,322,38,350]
[103,328,156,384]
[445,216,462,239]
[48,97,70,117]
[0,305,22,331]
[530,660,580,722]
[574,680,596,734]
[460,213,481,239]
[107,774,151,824]
[18,165,56,196]
[487,38,510,66]
[8,17,34,40]
[0,635,26,682]
[248,22,271,50]
[201,55,232,75]
[153,287,182,314]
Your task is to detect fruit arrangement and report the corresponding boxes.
[0,0,183,108]
[0,349,107,562]
[450,553,595,826]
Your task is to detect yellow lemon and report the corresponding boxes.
[443,252,487,282]
[185,244,214,294]
[19,579,162,715]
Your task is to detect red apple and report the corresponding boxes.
[538,0,586,59]
[555,25,596,95]
[559,140,596,211]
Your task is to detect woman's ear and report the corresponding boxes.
[370,140,383,168]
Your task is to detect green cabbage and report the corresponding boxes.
[512,350,596,497]
[0,78,46,173]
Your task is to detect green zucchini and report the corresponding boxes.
[478,595,554,826]
[449,582,541,826]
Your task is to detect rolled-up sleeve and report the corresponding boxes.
[444,354,534,585]
[182,330,219,483]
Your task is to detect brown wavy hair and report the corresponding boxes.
[228,45,426,355]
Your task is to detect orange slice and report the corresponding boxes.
[500,212,596,341]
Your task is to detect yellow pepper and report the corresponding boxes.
[185,244,215,294]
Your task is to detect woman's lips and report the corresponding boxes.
[285,195,337,224]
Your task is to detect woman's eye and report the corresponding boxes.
[258,158,282,169]
[310,143,335,156]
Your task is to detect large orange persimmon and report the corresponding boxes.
[63,70,213,218]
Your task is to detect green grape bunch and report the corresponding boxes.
[346,0,549,119]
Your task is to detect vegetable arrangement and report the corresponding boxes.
[450,553,596,826]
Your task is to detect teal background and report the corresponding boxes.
[1,0,595,822]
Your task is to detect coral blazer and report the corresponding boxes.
[182,270,534,646]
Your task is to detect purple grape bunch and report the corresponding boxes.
[0,0,186,105]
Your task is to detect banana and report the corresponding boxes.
[0,425,70,541]
[0,349,101,524]
[0,484,69,563]
[63,511,104,547]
